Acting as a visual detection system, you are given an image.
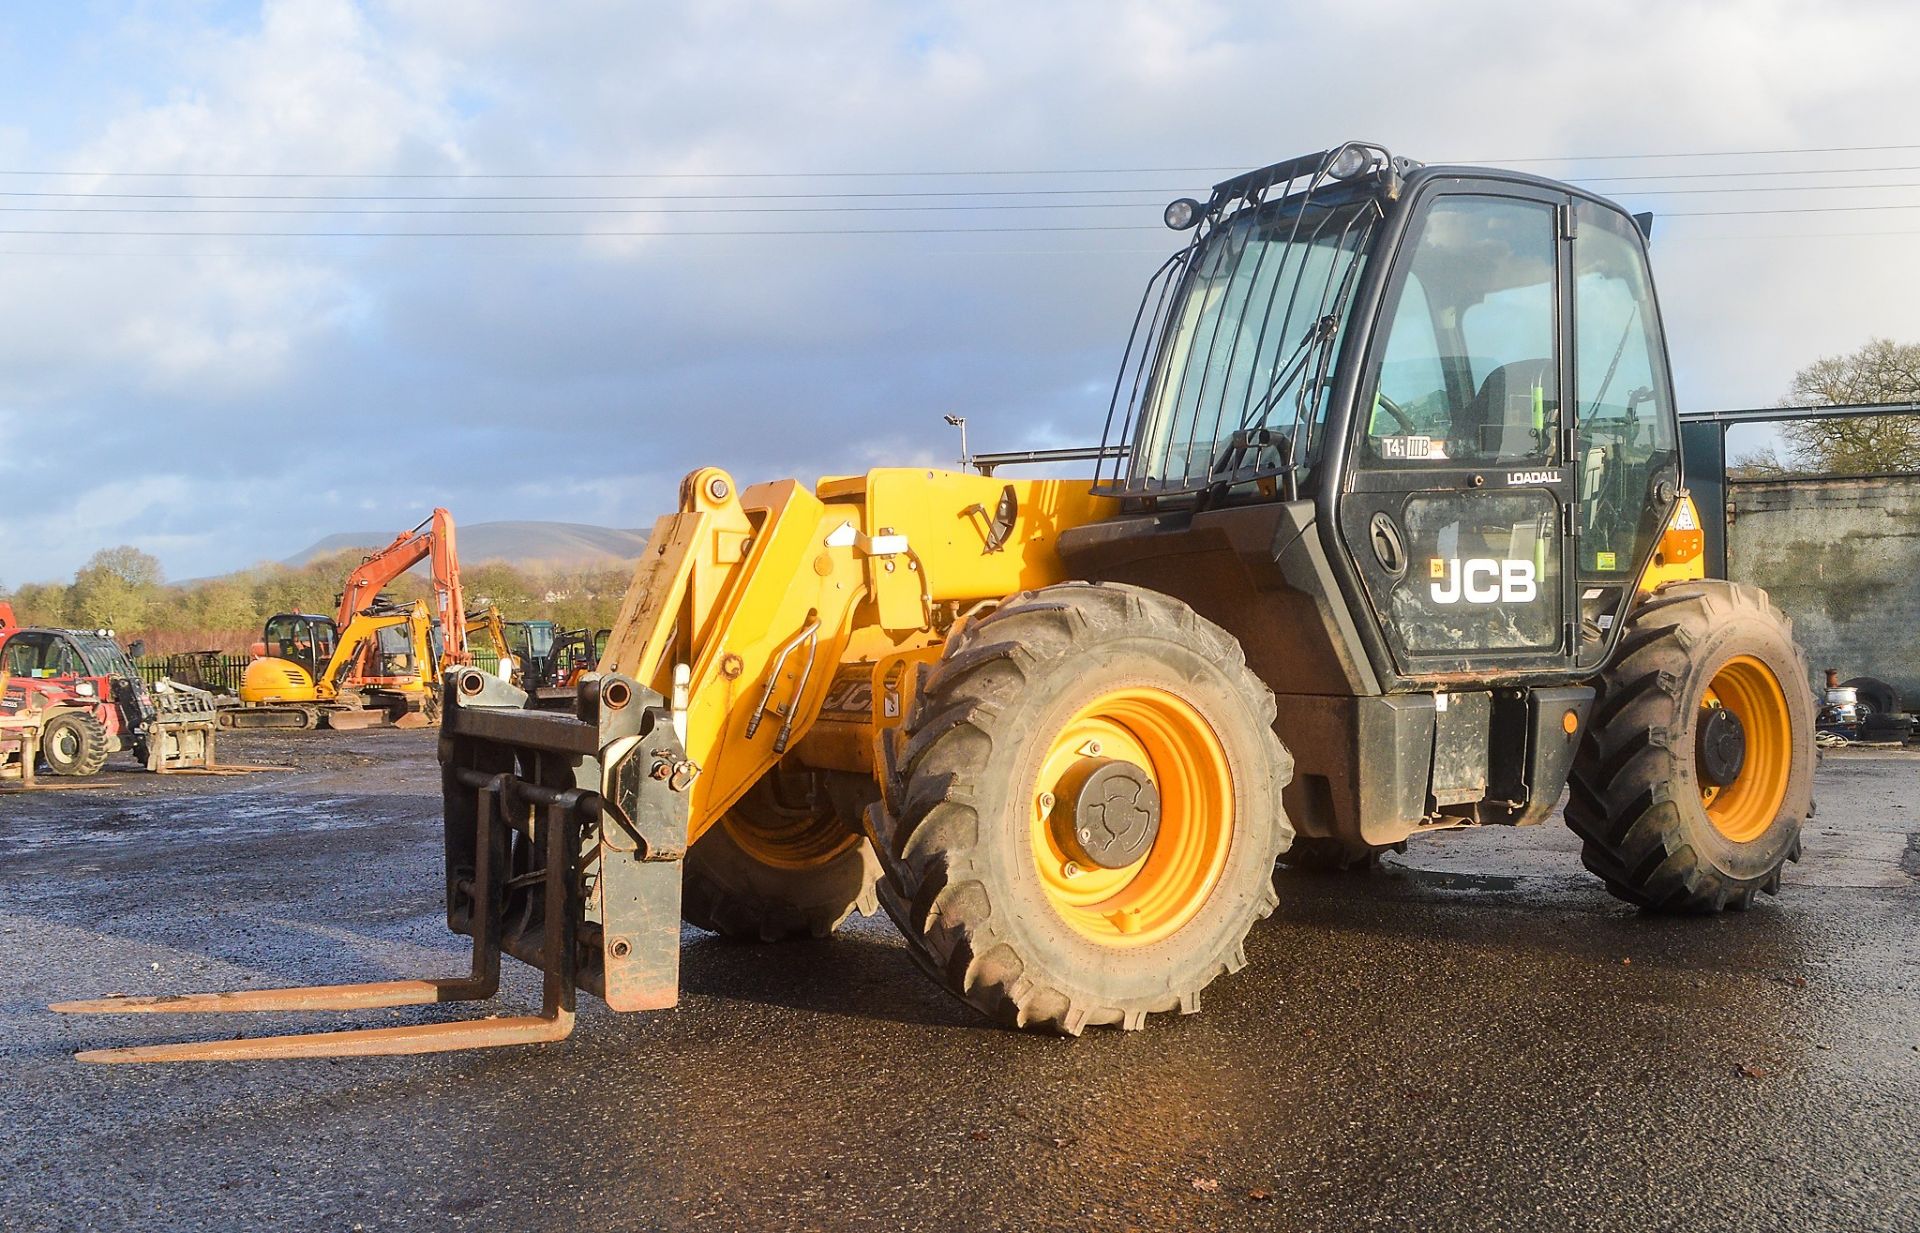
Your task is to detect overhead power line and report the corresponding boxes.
[10,167,1920,206]
[1577,163,1920,183]
[3,142,1919,182]
[0,186,1197,203]
[0,224,1156,238]
[1469,143,1920,164]
[5,198,1920,239]
[0,201,1172,217]
[11,179,1920,217]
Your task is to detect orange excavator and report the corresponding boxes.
[336,508,469,669]
[229,510,476,730]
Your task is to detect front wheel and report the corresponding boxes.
[1566,580,1814,912]
[42,711,111,777]
[870,582,1294,1034]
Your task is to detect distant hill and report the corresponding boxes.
[286,520,651,570]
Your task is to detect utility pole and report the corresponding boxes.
[943,414,970,470]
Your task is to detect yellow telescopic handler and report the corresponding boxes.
[59,142,1814,1060]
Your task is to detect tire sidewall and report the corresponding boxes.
[42,712,104,775]
[964,633,1282,1007]
[1665,607,1814,877]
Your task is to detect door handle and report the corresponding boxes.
[1369,512,1407,577]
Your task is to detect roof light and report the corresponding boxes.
[1326,146,1373,180]
[1163,198,1202,230]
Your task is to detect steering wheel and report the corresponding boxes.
[1373,392,1417,435]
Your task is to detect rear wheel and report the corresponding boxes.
[682,770,879,941]
[869,582,1293,1033]
[1566,580,1814,912]
[43,711,110,777]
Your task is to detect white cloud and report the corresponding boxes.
[7,0,1920,582]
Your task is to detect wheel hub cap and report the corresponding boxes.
[1697,704,1747,788]
[1057,757,1161,870]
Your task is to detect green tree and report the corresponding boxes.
[7,581,68,626]
[67,546,164,633]
[464,561,538,614]
[1737,337,1920,476]
[184,576,260,637]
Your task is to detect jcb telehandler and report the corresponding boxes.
[60,142,1814,1060]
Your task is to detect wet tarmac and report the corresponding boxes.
[2,730,1915,1232]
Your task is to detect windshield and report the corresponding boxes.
[69,635,133,679]
[1125,193,1381,494]
[510,622,555,659]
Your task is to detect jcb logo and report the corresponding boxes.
[1429,558,1537,604]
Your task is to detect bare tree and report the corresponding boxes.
[1747,337,1920,476]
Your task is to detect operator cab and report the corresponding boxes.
[506,620,559,688]
[1093,141,1680,689]
[261,613,339,676]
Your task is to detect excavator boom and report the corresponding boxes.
[335,508,470,673]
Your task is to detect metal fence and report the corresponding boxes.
[133,654,253,694]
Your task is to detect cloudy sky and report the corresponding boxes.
[3,0,1918,584]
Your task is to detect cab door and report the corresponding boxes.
[1566,201,1682,665]
[1338,186,1577,678]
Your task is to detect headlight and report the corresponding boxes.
[75,681,96,697]
[1163,198,1202,230]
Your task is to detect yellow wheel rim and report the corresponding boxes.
[1028,686,1233,947]
[721,777,861,871]
[1699,654,1792,843]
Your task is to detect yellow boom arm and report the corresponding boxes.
[598,466,1116,844]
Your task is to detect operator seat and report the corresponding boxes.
[1458,358,1552,460]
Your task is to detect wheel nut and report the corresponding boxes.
[1037,791,1056,814]
[1062,861,1082,879]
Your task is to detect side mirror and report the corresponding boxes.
[127,640,147,659]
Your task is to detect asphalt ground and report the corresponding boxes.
[1,730,1915,1232]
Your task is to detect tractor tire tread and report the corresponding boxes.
[869,581,1292,1034]
[1565,580,1812,914]
[42,710,111,778]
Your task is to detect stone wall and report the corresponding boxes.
[1727,473,1920,701]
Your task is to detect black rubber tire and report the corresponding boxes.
[42,711,111,778]
[682,772,880,942]
[1566,580,1814,912]
[868,581,1294,1034]
[1280,836,1399,872]
[1842,676,1900,720]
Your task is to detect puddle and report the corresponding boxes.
[0,793,431,857]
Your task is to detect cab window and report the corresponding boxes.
[2,632,81,678]
[1363,195,1560,465]
[2,635,40,677]
[1574,203,1677,578]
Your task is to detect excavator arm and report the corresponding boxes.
[335,508,470,674]
[464,604,517,682]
